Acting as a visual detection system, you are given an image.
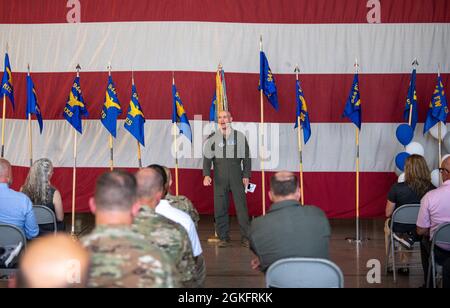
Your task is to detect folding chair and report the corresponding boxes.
[427,222,450,288]
[0,224,26,249]
[385,204,421,282]
[33,205,57,235]
[265,258,344,288]
[0,224,26,279]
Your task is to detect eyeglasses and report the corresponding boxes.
[438,168,450,174]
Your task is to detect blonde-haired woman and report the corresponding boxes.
[21,158,65,234]
[385,155,435,274]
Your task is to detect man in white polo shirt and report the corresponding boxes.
[147,165,204,261]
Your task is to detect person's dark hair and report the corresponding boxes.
[270,174,298,197]
[94,170,137,211]
[136,168,164,199]
[147,164,168,196]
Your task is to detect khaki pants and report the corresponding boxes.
[384,219,409,265]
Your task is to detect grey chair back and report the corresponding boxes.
[387,204,421,282]
[391,204,421,225]
[0,224,26,249]
[428,222,450,288]
[265,258,344,288]
[33,205,57,234]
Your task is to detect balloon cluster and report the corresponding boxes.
[395,123,450,187]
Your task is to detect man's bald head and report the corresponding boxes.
[442,156,450,182]
[218,110,232,118]
[20,235,89,288]
[0,158,12,184]
[218,111,233,133]
[269,171,300,203]
[136,168,164,204]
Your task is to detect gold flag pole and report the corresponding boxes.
[438,65,443,184]
[259,36,267,216]
[1,93,5,158]
[71,129,78,237]
[71,64,81,238]
[208,63,225,244]
[132,71,143,169]
[137,141,142,169]
[1,44,9,158]
[27,64,33,167]
[294,65,305,206]
[355,58,361,243]
[107,63,114,171]
[172,73,179,196]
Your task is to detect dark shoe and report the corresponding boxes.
[397,268,410,276]
[393,233,414,249]
[241,239,250,248]
[218,239,231,248]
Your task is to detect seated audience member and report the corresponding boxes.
[0,158,39,240]
[21,158,65,234]
[148,164,203,259]
[249,172,330,273]
[133,168,204,287]
[19,234,89,288]
[163,166,200,228]
[417,156,450,288]
[385,155,434,274]
[82,170,180,288]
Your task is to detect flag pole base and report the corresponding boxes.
[207,235,221,244]
[70,232,78,241]
[345,237,371,244]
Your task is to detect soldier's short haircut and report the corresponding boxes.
[270,173,298,197]
[95,170,137,211]
[136,168,164,199]
[0,158,11,179]
[147,164,168,196]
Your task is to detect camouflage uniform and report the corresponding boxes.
[81,225,180,288]
[166,193,200,229]
[132,206,201,287]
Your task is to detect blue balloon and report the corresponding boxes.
[396,124,414,146]
[395,152,411,171]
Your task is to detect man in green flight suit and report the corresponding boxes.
[203,111,251,248]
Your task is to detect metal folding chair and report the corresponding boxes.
[385,204,421,282]
[265,258,344,288]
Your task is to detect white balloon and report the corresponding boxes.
[406,142,425,157]
[444,133,450,152]
[429,123,448,140]
[395,167,403,176]
[431,169,441,188]
[398,173,405,183]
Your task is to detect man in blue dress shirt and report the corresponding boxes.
[0,159,39,240]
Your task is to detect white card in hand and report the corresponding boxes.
[245,183,256,193]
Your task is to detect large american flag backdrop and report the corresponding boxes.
[0,0,449,218]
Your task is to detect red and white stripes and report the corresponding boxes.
[0,1,449,217]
